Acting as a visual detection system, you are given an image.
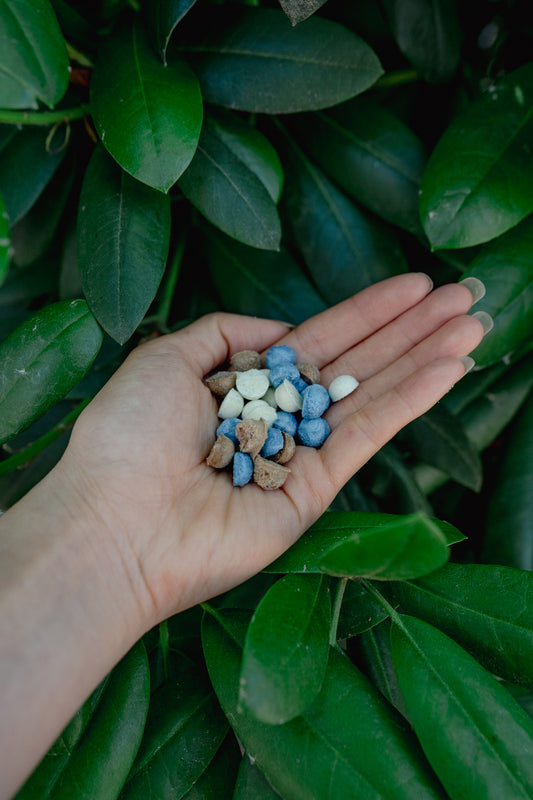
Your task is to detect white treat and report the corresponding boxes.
[275,379,303,413]
[218,388,244,419]
[262,386,278,408]
[242,400,278,427]
[236,368,270,400]
[328,375,359,402]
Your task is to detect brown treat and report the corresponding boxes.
[272,432,296,465]
[204,371,237,397]
[297,362,321,384]
[230,350,261,371]
[253,456,291,490]
[235,418,268,459]
[206,434,235,469]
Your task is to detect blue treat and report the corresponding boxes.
[298,417,330,448]
[261,427,284,458]
[265,344,297,370]
[269,363,300,388]
[273,411,298,436]
[301,384,330,419]
[216,417,240,444]
[233,452,254,486]
[293,377,309,393]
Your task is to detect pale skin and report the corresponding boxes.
[0,273,487,798]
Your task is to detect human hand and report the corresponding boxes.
[59,273,486,632]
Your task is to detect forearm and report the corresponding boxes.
[0,461,147,799]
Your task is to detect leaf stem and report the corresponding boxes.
[143,233,187,333]
[374,69,419,89]
[0,105,90,126]
[329,577,348,646]
[360,580,403,627]
[158,619,170,681]
[0,398,91,477]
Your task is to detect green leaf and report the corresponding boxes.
[178,113,282,251]
[266,511,460,578]
[205,231,326,324]
[277,0,328,25]
[0,299,103,444]
[240,574,330,724]
[280,132,407,304]
[202,609,446,799]
[352,619,410,720]
[483,390,533,570]
[393,562,533,690]
[391,615,533,799]
[146,0,198,64]
[119,665,228,800]
[91,21,202,192]
[233,756,282,799]
[420,64,533,249]
[0,127,65,225]
[400,404,482,491]
[461,215,533,366]
[337,580,389,639]
[0,0,69,109]
[295,99,426,235]
[0,192,9,286]
[77,146,171,344]
[383,0,461,83]
[369,443,433,515]
[181,8,383,114]
[181,734,241,800]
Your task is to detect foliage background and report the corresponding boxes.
[2,0,533,797]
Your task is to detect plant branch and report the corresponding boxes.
[329,577,348,646]
[0,105,90,126]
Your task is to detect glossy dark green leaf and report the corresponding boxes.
[277,0,328,25]
[203,609,446,799]
[0,300,103,444]
[205,231,326,324]
[77,146,171,344]
[0,193,9,285]
[0,0,69,108]
[281,133,406,303]
[420,64,533,249]
[337,579,388,639]
[91,21,202,192]
[267,511,457,580]
[240,574,330,724]
[49,0,96,50]
[400,404,482,491]
[393,562,533,689]
[179,114,281,250]
[295,99,426,235]
[483,390,533,570]
[391,615,533,799]
[233,756,282,799]
[0,127,65,225]
[119,666,228,800]
[146,0,198,63]
[181,734,241,800]
[181,8,383,113]
[383,0,461,83]
[369,443,433,515]
[461,215,533,366]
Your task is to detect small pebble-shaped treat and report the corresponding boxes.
[206,434,235,468]
[236,418,268,459]
[236,369,270,400]
[328,375,359,402]
[216,417,240,444]
[253,456,291,490]
[230,350,261,371]
[298,417,330,447]
[272,432,296,464]
[275,379,303,413]
[260,427,284,458]
[265,345,297,370]
[262,387,278,408]
[293,377,308,393]
[233,452,254,486]
[297,362,320,385]
[218,388,244,419]
[242,400,278,427]
[269,363,300,388]
[273,411,298,437]
[301,384,330,420]
[204,371,237,397]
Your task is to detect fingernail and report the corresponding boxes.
[278,321,296,329]
[472,310,494,335]
[418,272,434,291]
[460,276,486,305]
[460,356,476,374]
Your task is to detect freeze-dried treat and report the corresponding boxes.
[253,456,291,490]
[230,350,261,371]
[218,388,244,419]
[241,400,278,427]
[328,375,359,402]
[204,370,237,397]
[301,384,330,419]
[298,418,330,447]
[233,452,254,486]
[297,362,320,384]
[260,427,284,458]
[272,432,296,464]
[236,418,268,459]
[236,369,270,400]
[265,345,297,369]
[206,434,235,468]
[275,380,303,413]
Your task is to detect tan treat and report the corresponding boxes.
[204,371,237,397]
[272,432,296,465]
[230,350,261,371]
[297,362,321,384]
[206,434,235,468]
[253,456,291,490]
[235,418,268,459]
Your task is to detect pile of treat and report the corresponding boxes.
[204,345,358,490]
